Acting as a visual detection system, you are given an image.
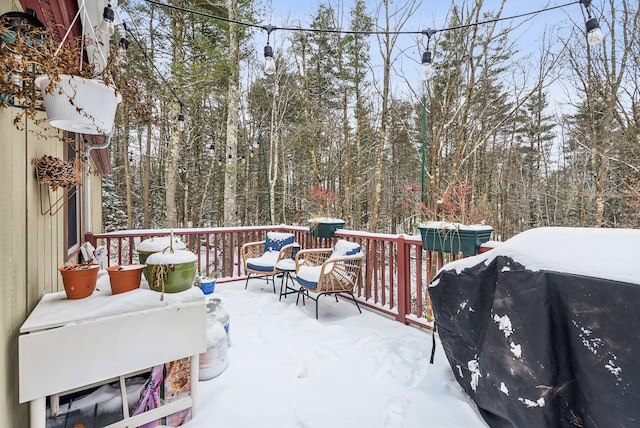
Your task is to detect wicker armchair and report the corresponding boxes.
[241,232,295,293]
[295,240,364,319]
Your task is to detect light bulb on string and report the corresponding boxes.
[177,102,185,132]
[117,37,129,62]
[100,3,115,36]
[420,29,437,81]
[585,17,604,46]
[11,54,23,84]
[264,45,276,75]
[421,49,433,81]
[263,25,277,76]
[177,113,185,132]
[580,0,604,46]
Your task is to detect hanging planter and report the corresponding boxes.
[419,222,493,257]
[32,154,83,190]
[0,8,123,129]
[34,74,121,135]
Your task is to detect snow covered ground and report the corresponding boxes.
[183,279,487,428]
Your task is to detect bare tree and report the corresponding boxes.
[370,0,421,232]
[223,0,240,226]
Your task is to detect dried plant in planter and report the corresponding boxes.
[0,11,119,131]
[32,154,83,190]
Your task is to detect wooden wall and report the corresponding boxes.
[0,110,103,427]
[1,3,104,426]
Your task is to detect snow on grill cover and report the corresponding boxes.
[428,227,640,428]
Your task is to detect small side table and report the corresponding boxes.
[275,258,299,301]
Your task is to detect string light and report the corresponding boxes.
[138,0,601,83]
[117,36,129,61]
[100,3,115,36]
[177,102,185,132]
[124,21,190,131]
[263,25,276,76]
[124,0,603,146]
[421,29,436,81]
[141,0,591,41]
[580,0,604,46]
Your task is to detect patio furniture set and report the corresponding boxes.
[241,232,365,319]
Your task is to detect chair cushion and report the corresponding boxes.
[328,240,361,261]
[247,251,281,272]
[264,232,295,253]
[296,265,321,289]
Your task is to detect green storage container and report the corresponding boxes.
[309,219,345,238]
[419,224,493,257]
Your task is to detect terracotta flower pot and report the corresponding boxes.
[58,264,100,299]
[107,264,145,295]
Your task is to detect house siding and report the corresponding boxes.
[0,104,103,427]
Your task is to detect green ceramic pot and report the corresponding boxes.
[137,236,187,279]
[145,250,197,293]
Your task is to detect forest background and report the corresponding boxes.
[102,0,640,241]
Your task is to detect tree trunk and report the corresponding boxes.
[166,102,180,228]
[123,104,133,229]
[223,0,240,227]
[142,116,151,229]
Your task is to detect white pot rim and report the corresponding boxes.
[34,74,121,100]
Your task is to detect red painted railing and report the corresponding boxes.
[86,226,467,331]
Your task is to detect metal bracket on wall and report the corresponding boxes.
[38,184,79,216]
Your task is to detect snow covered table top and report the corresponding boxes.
[21,270,205,334]
[275,258,297,272]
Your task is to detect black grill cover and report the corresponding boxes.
[429,227,640,428]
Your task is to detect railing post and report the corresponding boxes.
[396,235,408,324]
[84,231,96,247]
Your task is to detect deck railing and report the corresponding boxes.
[86,226,467,331]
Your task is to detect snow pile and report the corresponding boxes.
[438,227,640,285]
[137,236,187,252]
[146,250,197,265]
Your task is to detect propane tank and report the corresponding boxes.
[208,297,230,347]
[199,306,229,380]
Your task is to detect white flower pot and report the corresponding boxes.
[35,74,122,135]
